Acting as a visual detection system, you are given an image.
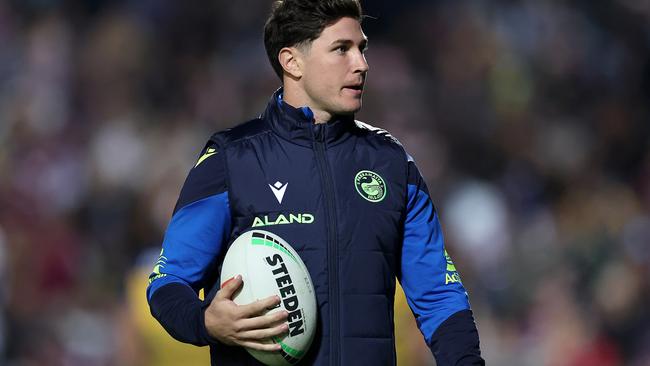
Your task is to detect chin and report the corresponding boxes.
[339,101,363,114]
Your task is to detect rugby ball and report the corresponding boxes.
[220,230,317,365]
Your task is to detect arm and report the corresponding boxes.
[400,157,484,365]
[146,141,287,350]
[146,141,233,345]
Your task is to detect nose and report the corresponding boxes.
[354,50,369,74]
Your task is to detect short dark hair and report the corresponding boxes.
[264,0,363,80]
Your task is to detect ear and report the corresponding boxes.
[279,47,303,79]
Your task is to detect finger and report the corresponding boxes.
[236,340,282,352]
[238,309,288,331]
[238,295,281,317]
[237,323,289,341]
[216,275,243,300]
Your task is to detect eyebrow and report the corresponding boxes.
[330,38,369,50]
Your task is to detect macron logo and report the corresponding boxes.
[269,181,288,204]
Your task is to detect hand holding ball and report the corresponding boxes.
[212,230,317,365]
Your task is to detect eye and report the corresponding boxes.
[334,45,348,54]
[360,42,369,54]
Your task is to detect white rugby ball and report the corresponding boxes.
[220,230,317,366]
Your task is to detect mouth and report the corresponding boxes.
[343,83,364,94]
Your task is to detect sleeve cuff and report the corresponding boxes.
[149,282,217,346]
[429,309,485,366]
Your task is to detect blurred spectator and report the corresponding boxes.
[0,225,7,362]
[0,1,649,365]
[115,248,209,366]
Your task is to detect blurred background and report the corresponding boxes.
[1,0,649,365]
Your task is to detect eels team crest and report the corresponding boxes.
[354,170,387,202]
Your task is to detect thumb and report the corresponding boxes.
[216,274,243,300]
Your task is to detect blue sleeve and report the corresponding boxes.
[146,192,231,299]
[400,158,471,343]
[146,140,231,345]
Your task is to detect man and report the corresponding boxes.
[146,0,484,365]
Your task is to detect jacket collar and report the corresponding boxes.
[262,88,355,147]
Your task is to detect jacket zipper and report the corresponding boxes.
[313,124,340,366]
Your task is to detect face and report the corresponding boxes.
[296,17,369,118]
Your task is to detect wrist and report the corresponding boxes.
[200,306,220,344]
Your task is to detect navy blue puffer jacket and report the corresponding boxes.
[147,89,482,365]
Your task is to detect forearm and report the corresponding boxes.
[429,309,484,366]
[148,282,215,346]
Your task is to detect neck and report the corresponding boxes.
[282,83,331,124]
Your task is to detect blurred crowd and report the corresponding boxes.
[1,0,649,365]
